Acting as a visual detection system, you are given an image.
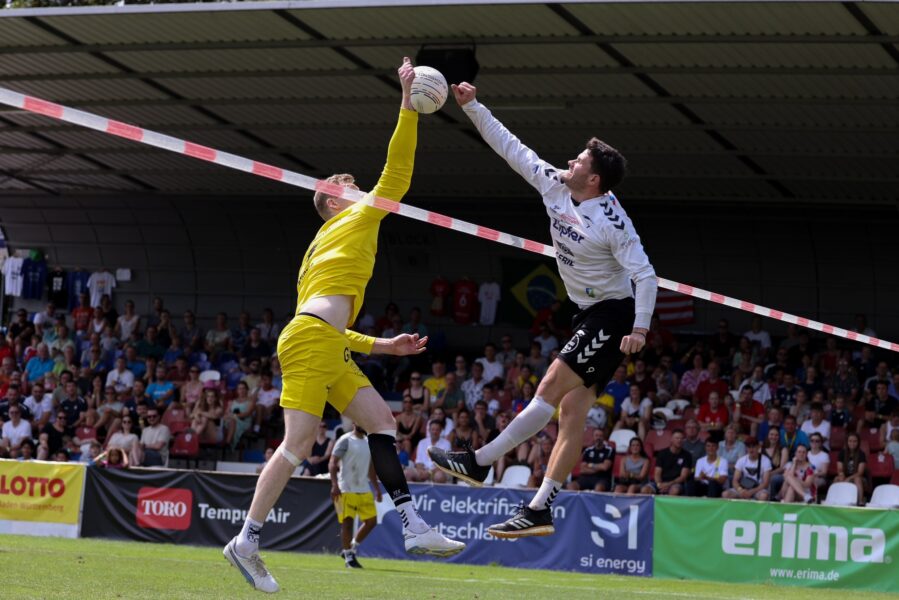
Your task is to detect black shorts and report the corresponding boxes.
[558,297,634,388]
[577,474,612,491]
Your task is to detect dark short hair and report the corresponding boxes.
[586,137,627,193]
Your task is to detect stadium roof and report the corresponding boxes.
[0,0,897,204]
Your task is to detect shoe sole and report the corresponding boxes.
[223,542,256,589]
[432,463,485,487]
[488,525,555,539]
[223,541,279,593]
[406,544,466,558]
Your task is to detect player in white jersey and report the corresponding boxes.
[330,424,381,568]
[429,82,657,538]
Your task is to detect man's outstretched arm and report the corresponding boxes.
[454,82,562,197]
[371,57,419,206]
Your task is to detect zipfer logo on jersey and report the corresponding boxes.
[136,486,193,531]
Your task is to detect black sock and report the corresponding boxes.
[368,433,412,506]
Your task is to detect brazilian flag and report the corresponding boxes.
[499,258,569,325]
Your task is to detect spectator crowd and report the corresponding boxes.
[1,293,897,507]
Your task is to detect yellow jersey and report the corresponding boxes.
[293,108,418,353]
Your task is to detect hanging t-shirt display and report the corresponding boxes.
[87,270,116,307]
[67,270,91,310]
[452,278,478,325]
[21,258,48,300]
[478,281,501,326]
[48,268,68,307]
[430,276,450,317]
[2,257,24,297]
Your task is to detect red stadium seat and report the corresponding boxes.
[665,419,685,432]
[645,429,672,455]
[167,420,190,437]
[827,450,840,477]
[612,454,625,486]
[868,452,895,480]
[891,470,899,486]
[171,430,200,459]
[862,428,884,452]
[683,407,696,421]
[829,426,846,451]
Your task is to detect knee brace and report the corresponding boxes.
[279,446,302,467]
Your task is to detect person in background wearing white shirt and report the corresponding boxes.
[693,439,728,498]
[1,406,33,458]
[617,383,653,439]
[461,362,487,411]
[32,302,56,339]
[806,433,830,491]
[800,402,831,448]
[23,382,53,432]
[406,420,450,483]
[475,343,504,386]
[106,357,135,395]
[329,423,382,569]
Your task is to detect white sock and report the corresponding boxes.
[475,397,556,466]
[396,500,428,534]
[529,477,562,511]
[235,517,263,556]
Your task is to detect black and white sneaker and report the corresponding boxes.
[487,504,555,539]
[427,441,491,487]
[342,550,363,569]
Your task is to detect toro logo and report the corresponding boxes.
[136,487,193,531]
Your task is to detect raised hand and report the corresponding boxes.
[398,57,415,110]
[451,82,477,107]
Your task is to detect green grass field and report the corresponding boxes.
[0,535,896,600]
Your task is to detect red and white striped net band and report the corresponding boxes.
[0,86,895,353]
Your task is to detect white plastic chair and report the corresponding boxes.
[666,399,690,414]
[199,369,221,384]
[610,428,637,450]
[822,482,858,506]
[496,465,531,488]
[653,407,675,421]
[867,484,899,508]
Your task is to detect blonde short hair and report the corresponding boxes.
[313,173,355,219]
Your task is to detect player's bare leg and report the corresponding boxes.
[430,358,582,486]
[224,408,318,593]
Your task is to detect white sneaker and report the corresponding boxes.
[403,527,466,558]
[223,537,280,593]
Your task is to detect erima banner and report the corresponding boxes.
[654,497,899,592]
[365,484,653,576]
[0,459,85,532]
[82,467,340,552]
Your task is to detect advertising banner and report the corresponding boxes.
[364,484,653,576]
[654,497,899,592]
[81,468,340,553]
[0,459,85,536]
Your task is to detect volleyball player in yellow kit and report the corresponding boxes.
[224,58,464,593]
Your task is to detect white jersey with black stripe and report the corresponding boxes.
[462,100,658,329]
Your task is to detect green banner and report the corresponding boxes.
[654,497,899,593]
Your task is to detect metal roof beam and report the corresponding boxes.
[3,145,896,161]
[3,64,897,84]
[2,95,895,111]
[2,33,898,56]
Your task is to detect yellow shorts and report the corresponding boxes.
[334,492,376,522]
[276,314,371,417]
